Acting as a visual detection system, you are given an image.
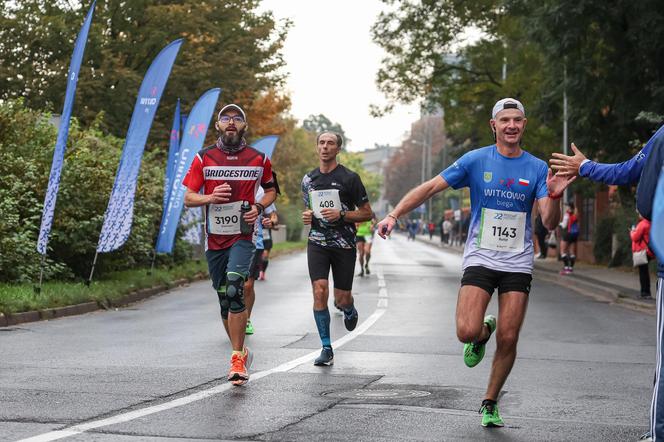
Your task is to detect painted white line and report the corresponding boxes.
[378,287,388,298]
[377,298,388,309]
[18,266,389,442]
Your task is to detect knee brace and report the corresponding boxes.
[216,287,229,320]
[226,271,246,314]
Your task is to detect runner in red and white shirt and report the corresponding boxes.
[183,103,277,385]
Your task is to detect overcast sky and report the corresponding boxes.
[258,0,421,152]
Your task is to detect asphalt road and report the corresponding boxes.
[0,235,655,441]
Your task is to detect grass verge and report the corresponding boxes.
[0,241,306,315]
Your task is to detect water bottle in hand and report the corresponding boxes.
[240,200,253,235]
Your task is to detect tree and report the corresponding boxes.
[338,151,382,205]
[0,0,290,147]
[372,0,664,163]
[507,0,664,161]
[302,114,349,145]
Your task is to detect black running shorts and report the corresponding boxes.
[307,242,356,291]
[248,248,263,280]
[562,232,579,243]
[461,266,532,296]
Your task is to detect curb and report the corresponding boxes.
[0,277,197,328]
[535,267,655,314]
[0,247,304,328]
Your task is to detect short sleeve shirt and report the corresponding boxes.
[441,145,548,274]
[182,144,273,251]
[301,164,369,249]
[253,186,276,250]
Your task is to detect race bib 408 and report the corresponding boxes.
[310,189,342,219]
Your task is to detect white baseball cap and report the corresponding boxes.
[217,103,246,122]
[491,98,525,119]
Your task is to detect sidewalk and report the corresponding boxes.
[412,233,656,314]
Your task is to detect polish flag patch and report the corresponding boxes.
[518,178,529,186]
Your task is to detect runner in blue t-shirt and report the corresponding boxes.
[376,98,576,428]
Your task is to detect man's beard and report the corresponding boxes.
[222,128,245,146]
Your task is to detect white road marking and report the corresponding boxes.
[18,266,390,442]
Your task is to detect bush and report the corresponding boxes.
[280,203,305,241]
[592,206,638,267]
[609,206,637,268]
[593,216,614,264]
[0,100,193,283]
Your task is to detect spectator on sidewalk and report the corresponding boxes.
[630,214,654,299]
[428,220,435,240]
[442,218,452,245]
[534,214,548,259]
[407,220,417,241]
[559,202,579,274]
[460,213,470,244]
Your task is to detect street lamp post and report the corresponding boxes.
[563,62,569,204]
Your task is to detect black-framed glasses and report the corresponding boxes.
[219,115,245,124]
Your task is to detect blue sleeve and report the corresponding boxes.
[441,151,472,189]
[579,147,648,185]
[637,141,664,221]
[536,162,549,199]
[579,125,664,185]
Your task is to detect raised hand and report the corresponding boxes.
[549,143,587,177]
[546,168,577,198]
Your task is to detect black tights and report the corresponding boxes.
[639,263,651,296]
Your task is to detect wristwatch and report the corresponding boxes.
[339,210,347,221]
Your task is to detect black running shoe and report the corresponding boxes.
[365,265,370,275]
[343,306,358,331]
[314,347,334,366]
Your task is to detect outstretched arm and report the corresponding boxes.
[376,175,449,238]
[550,142,650,186]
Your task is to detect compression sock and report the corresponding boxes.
[313,308,331,347]
[262,259,269,272]
[342,303,356,316]
[570,255,576,268]
[562,254,570,268]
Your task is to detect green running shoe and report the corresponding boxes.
[245,320,254,335]
[480,400,504,427]
[463,315,496,368]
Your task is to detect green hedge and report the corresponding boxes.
[0,100,193,283]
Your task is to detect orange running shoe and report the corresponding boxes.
[232,347,253,386]
[228,353,248,385]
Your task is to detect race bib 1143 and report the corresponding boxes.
[477,208,526,253]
